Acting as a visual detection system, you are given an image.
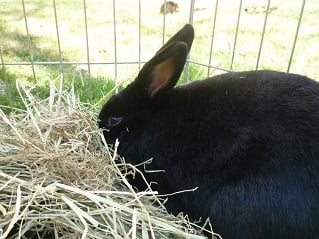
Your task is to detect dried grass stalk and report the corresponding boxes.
[0,80,216,239]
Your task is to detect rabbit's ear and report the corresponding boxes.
[137,41,189,97]
[131,24,194,98]
[156,24,194,56]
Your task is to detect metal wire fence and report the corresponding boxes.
[0,0,318,91]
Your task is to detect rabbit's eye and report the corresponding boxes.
[108,116,123,127]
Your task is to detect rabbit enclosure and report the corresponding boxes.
[0,0,319,238]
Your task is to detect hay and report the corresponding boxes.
[0,80,215,238]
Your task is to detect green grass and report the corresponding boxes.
[1,0,319,112]
[0,67,115,114]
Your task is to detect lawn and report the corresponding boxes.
[1,0,319,111]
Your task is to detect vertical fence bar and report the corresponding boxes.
[162,0,167,45]
[83,0,92,102]
[0,45,12,109]
[256,0,271,70]
[184,0,195,83]
[21,0,36,83]
[188,0,195,25]
[287,0,306,73]
[230,0,243,71]
[53,0,64,84]
[207,0,219,77]
[138,0,142,70]
[112,0,118,85]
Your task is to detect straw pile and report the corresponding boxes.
[0,80,216,239]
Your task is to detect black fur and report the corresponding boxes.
[99,24,319,239]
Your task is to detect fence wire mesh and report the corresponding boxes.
[0,0,318,96]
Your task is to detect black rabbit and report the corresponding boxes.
[99,24,319,239]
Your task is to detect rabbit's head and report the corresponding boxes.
[98,24,194,145]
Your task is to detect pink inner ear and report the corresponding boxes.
[148,55,177,97]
